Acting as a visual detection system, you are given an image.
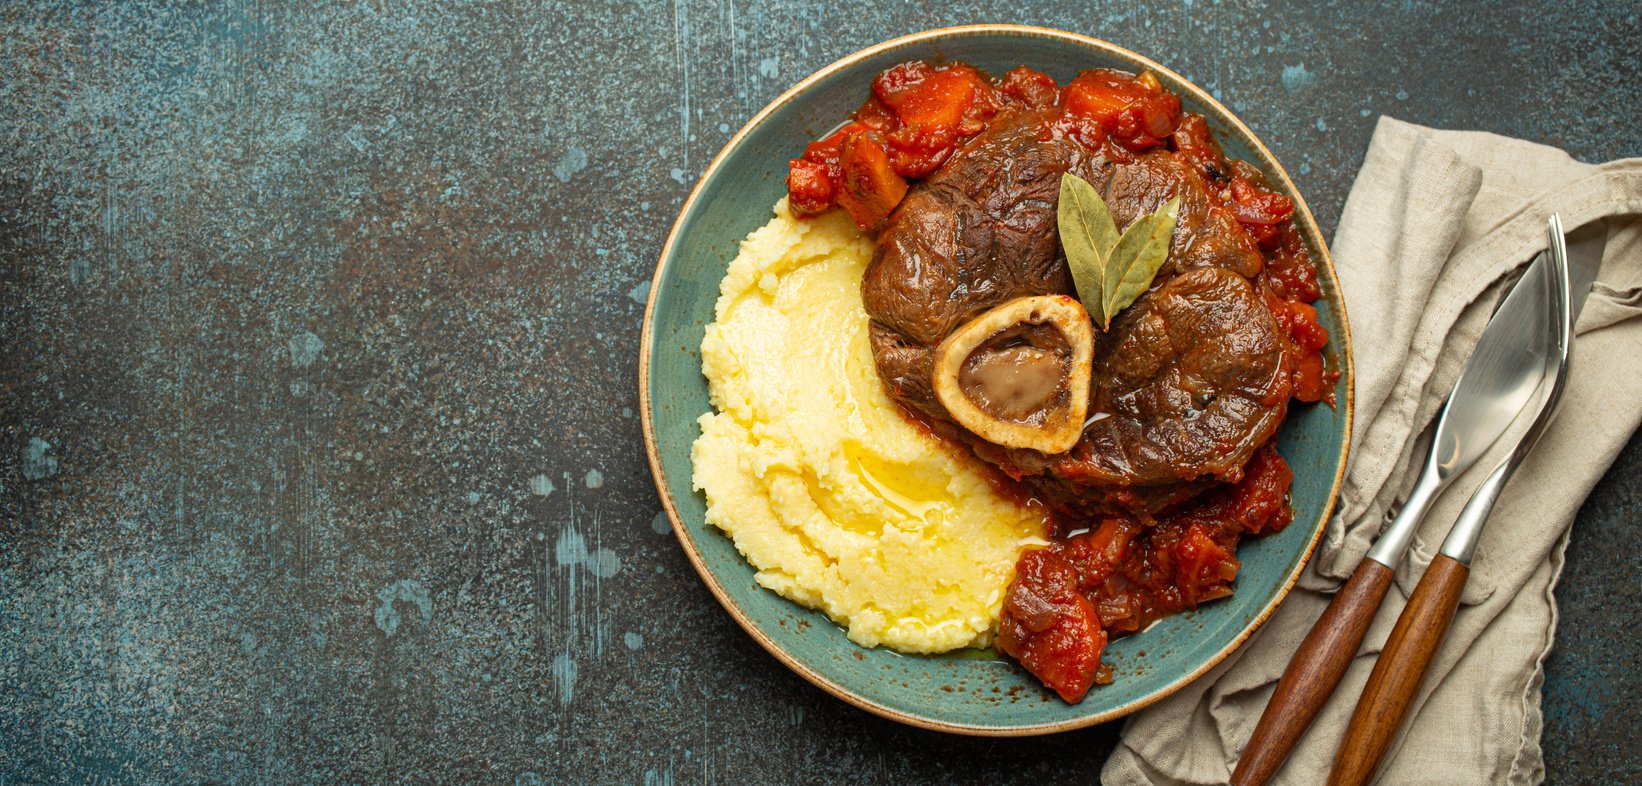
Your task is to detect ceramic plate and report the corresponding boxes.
[640,24,1353,735]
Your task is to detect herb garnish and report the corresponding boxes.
[1058,173,1180,330]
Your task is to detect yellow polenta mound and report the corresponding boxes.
[691,200,1048,655]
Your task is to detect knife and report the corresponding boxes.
[1327,216,1605,786]
[1231,215,1591,786]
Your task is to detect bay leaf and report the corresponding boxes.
[1058,174,1119,327]
[1100,195,1180,328]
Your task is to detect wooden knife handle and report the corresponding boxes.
[1231,558,1397,786]
[1326,554,1468,786]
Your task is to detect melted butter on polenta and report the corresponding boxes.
[691,200,1048,655]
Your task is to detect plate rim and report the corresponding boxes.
[638,22,1355,736]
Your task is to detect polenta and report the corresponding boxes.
[691,200,1047,655]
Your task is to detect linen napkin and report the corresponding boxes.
[1102,117,1642,786]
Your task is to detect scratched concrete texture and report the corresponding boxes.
[0,1,1637,783]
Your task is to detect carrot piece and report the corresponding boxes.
[834,134,908,232]
[885,67,982,130]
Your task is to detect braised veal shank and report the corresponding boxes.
[862,108,1292,516]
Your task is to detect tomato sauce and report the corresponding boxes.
[998,445,1293,702]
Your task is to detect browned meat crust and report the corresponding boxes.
[862,110,1290,517]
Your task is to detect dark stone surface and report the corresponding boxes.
[1,1,1636,783]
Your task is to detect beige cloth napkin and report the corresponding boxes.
[1103,117,1642,786]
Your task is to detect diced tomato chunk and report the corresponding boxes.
[1273,299,1329,403]
[1171,112,1229,180]
[1058,68,1182,152]
[995,66,1060,110]
[1293,350,1327,403]
[1226,445,1294,535]
[786,159,835,215]
[784,122,875,216]
[1265,227,1323,302]
[1054,518,1141,594]
[1287,300,1330,351]
[855,96,896,131]
[1229,176,1295,226]
[1174,523,1241,606]
[1259,283,1331,404]
[998,549,1106,703]
[1223,170,1296,249]
[798,122,865,169]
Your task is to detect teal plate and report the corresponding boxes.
[640,25,1353,736]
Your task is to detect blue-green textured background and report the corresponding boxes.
[1,1,1637,783]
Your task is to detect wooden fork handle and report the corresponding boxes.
[1326,554,1468,786]
[1231,558,1397,786]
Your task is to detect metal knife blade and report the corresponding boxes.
[1425,254,1554,478]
